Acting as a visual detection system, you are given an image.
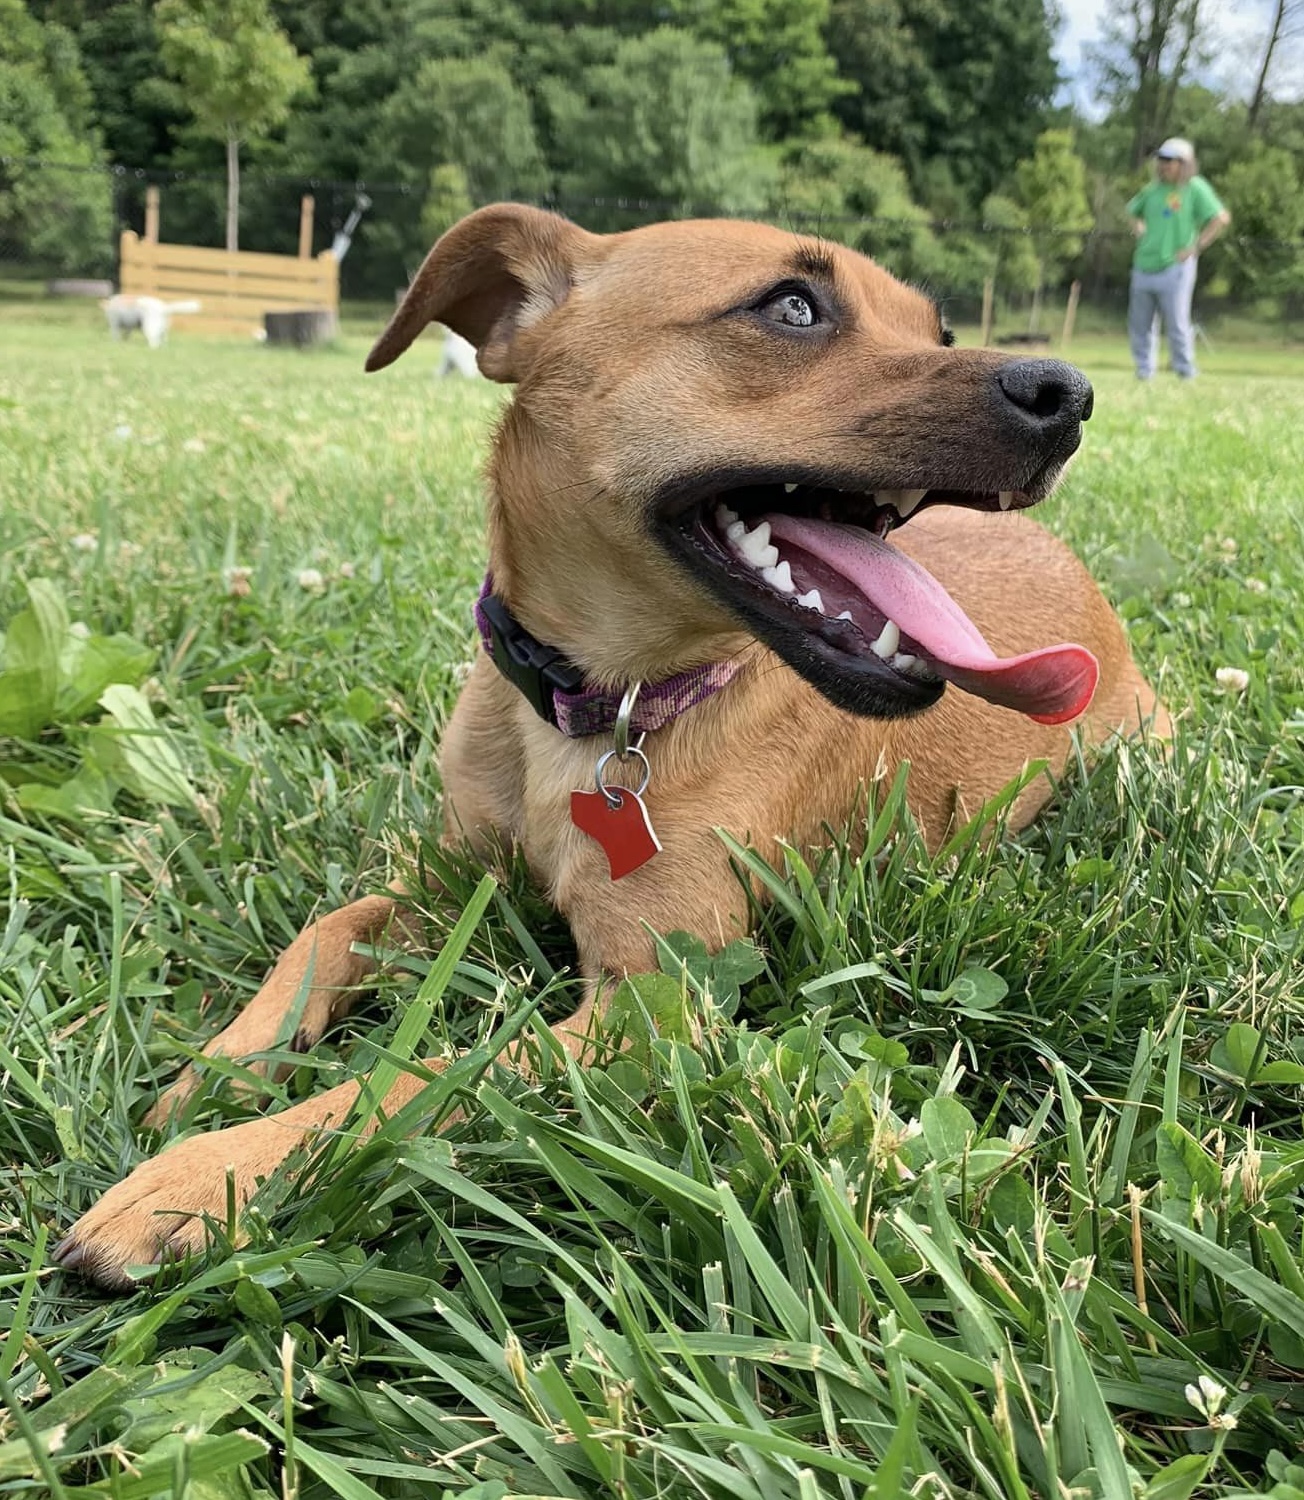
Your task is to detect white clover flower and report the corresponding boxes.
[1245,577,1268,594]
[182,436,206,454]
[1215,667,1249,694]
[1185,1373,1228,1419]
[1220,537,1238,555]
[112,423,132,440]
[70,532,98,552]
[338,560,356,579]
[297,567,325,592]
[223,565,253,599]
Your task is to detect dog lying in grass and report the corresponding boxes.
[57,205,1166,1287]
[102,294,201,348]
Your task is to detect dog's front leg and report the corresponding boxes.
[54,851,748,1287]
[146,666,525,1126]
[142,889,423,1127]
[53,1057,450,1289]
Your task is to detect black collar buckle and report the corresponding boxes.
[479,592,586,726]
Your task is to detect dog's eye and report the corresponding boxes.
[761,291,817,327]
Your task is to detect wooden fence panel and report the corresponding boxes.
[118,231,339,337]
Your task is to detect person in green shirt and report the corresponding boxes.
[1126,137,1230,380]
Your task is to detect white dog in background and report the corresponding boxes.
[433,326,480,377]
[102,295,202,348]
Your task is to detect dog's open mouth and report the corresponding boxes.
[657,479,1099,724]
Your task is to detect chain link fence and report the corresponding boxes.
[4,155,1303,339]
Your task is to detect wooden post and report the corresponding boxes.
[1060,279,1082,348]
[980,277,995,347]
[144,186,160,244]
[298,195,315,259]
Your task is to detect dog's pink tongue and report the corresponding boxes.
[766,514,1098,725]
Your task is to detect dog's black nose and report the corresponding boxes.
[996,359,1094,435]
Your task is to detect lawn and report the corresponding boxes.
[2,312,1304,1499]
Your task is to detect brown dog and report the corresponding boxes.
[56,206,1165,1287]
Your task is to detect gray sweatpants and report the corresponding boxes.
[1128,259,1198,379]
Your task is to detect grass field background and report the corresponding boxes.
[2,307,1304,1498]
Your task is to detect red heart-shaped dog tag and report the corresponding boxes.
[570,786,662,880]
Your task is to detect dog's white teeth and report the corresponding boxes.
[734,526,762,559]
[784,482,798,494]
[880,488,928,519]
[796,588,825,612]
[871,619,901,659]
[836,609,854,621]
[717,504,740,527]
[998,491,1014,510]
[763,560,795,593]
[737,520,779,569]
[730,519,780,570]
[891,652,917,672]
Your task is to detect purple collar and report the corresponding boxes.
[474,576,742,738]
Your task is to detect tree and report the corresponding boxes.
[1012,130,1093,329]
[364,54,547,279]
[976,193,1043,297]
[420,163,474,247]
[547,27,776,220]
[55,2,182,166]
[0,0,114,274]
[156,0,311,251]
[1088,0,1209,166]
[667,0,850,140]
[1248,0,1304,131]
[768,133,948,283]
[1216,144,1304,305]
[827,0,1059,210]
[373,56,547,205]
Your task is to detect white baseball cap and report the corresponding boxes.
[1154,137,1195,162]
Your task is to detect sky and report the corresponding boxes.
[1054,0,1109,96]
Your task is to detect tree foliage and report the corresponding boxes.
[1088,0,1208,166]
[667,0,850,140]
[1014,130,1094,281]
[366,55,546,278]
[12,0,1304,320]
[769,132,947,282]
[156,0,312,249]
[1216,143,1304,303]
[826,0,1059,208]
[547,27,776,218]
[0,0,113,273]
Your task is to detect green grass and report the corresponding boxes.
[2,314,1304,1499]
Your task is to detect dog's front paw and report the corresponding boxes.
[53,1118,292,1290]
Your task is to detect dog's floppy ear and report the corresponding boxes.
[365,203,596,382]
